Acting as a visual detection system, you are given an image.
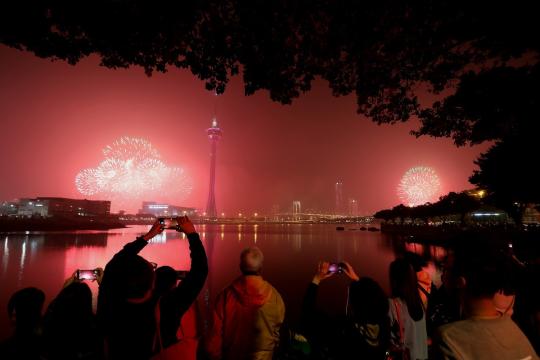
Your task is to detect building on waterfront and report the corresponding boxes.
[522,204,540,225]
[271,204,280,221]
[17,197,111,217]
[138,201,197,217]
[206,117,222,219]
[348,198,359,217]
[0,201,18,216]
[292,201,301,221]
[335,180,344,215]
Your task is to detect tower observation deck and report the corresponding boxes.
[205,117,222,218]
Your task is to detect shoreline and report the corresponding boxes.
[381,223,540,261]
[0,217,126,232]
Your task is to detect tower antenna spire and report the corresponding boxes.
[206,95,222,219]
[212,91,219,121]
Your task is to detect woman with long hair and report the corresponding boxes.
[43,275,103,359]
[388,258,428,360]
[299,261,390,359]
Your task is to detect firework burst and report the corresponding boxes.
[397,166,441,207]
[76,137,192,202]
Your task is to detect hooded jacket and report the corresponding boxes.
[206,275,285,360]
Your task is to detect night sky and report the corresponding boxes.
[0,45,489,214]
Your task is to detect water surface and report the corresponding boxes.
[1,224,437,340]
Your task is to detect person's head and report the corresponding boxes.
[348,277,389,324]
[102,254,155,303]
[389,258,423,321]
[440,249,458,290]
[49,282,93,321]
[240,247,264,275]
[155,266,178,296]
[453,241,513,300]
[403,251,427,272]
[8,287,45,332]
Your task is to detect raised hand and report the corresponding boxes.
[313,261,335,285]
[94,267,104,285]
[177,215,196,234]
[142,219,165,241]
[63,270,79,288]
[341,261,360,282]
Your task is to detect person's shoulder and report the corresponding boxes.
[267,282,283,298]
[216,280,239,301]
[439,318,472,332]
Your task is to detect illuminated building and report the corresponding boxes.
[271,204,280,221]
[0,202,18,216]
[335,180,344,215]
[17,197,110,217]
[522,204,540,225]
[206,117,222,218]
[348,198,359,216]
[139,201,197,217]
[292,201,301,220]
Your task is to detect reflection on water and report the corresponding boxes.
[0,224,448,340]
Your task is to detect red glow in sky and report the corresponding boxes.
[0,45,489,214]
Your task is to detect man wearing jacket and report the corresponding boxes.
[206,247,285,360]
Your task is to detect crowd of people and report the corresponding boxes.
[1,217,539,359]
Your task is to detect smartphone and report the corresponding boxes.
[328,263,345,274]
[158,217,179,230]
[77,269,98,281]
[176,270,188,280]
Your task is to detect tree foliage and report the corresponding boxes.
[2,1,539,209]
[470,137,540,223]
[1,1,537,143]
[374,191,481,223]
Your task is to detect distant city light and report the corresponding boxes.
[397,166,441,207]
[149,205,169,209]
[472,212,501,217]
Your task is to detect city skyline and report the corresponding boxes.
[0,45,488,214]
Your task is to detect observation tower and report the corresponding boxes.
[205,117,222,218]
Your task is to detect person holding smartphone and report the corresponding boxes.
[43,280,102,360]
[97,216,208,359]
[299,261,390,360]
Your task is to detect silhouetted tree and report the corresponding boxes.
[1,1,536,126]
[2,1,538,209]
[376,191,481,225]
[470,137,540,224]
[391,204,411,224]
[374,209,394,222]
[436,192,480,224]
